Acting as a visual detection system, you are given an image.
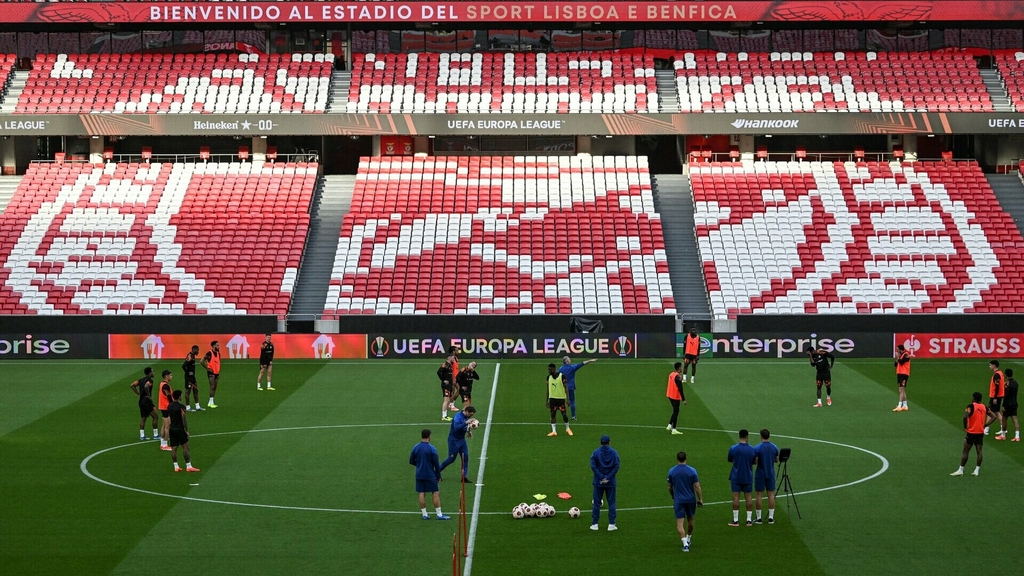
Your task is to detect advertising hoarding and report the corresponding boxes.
[367,333,676,358]
[0,333,109,359]
[708,332,895,358]
[895,333,1024,358]
[108,334,367,359]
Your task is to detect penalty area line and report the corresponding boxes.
[463,362,499,576]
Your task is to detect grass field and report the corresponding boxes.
[2,356,1023,576]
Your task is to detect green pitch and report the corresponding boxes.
[1,357,1022,576]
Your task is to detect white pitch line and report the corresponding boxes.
[462,363,499,576]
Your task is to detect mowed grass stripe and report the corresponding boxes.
[470,360,827,576]
[104,362,494,576]
[696,359,1024,576]
[0,361,142,437]
[0,360,322,576]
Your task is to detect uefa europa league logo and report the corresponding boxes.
[372,336,389,357]
[615,336,631,357]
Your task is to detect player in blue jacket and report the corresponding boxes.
[590,435,620,531]
[559,356,596,420]
[409,428,448,520]
[440,406,477,483]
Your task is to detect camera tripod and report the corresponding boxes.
[776,456,801,519]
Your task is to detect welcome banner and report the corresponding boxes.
[0,2,1021,25]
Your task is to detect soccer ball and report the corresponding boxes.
[468,418,479,429]
[324,353,331,359]
[525,504,536,517]
[512,506,525,519]
[568,507,581,518]
[547,506,557,517]
[536,506,548,518]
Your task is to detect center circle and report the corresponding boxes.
[80,423,889,515]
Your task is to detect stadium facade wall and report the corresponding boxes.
[334,314,676,334]
[0,315,278,334]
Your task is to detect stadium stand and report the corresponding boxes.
[15,52,333,114]
[994,52,1024,112]
[0,160,316,314]
[674,50,992,112]
[693,160,1024,318]
[0,53,13,94]
[345,52,659,114]
[323,156,676,315]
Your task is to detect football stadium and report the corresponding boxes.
[2,2,1024,575]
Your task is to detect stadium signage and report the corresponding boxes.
[895,333,1024,358]
[731,119,799,129]
[709,332,893,358]
[5,2,1024,25]
[0,334,108,359]
[447,119,565,130]
[0,120,48,131]
[367,333,674,358]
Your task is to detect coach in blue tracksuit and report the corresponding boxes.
[590,435,620,531]
[560,356,596,420]
[409,428,448,520]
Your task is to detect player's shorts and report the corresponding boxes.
[989,398,1003,412]
[138,397,155,417]
[816,372,832,385]
[1003,404,1018,418]
[184,377,198,390]
[684,354,698,363]
[260,359,273,368]
[674,501,697,519]
[459,387,472,401]
[755,475,776,492]
[549,398,567,410]
[897,374,909,386]
[160,409,170,418]
[207,372,219,383]
[440,382,454,395]
[965,432,984,446]
[168,428,189,447]
[416,479,439,494]
[731,481,753,494]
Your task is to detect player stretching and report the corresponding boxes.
[809,348,835,407]
[666,362,686,435]
[437,355,455,421]
[1000,369,1019,441]
[893,344,911,412]
[130,367,158,440]
[167,390,199,473]
[456,362,479,406]
[681,328,701,384]
[439,405,477,484]
[257,334,275,391]
[200,341,221,409]
[182,345,204,412]
[546,364,573,437]
[157,370,174,451]
[952,392,988,476]
[985,360,1006,437]
[753,429,779,525]
[728,429,757,526]
[559,356,596,420]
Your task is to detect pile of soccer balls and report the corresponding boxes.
[512,503,581,519]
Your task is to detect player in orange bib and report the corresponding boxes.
[984,360,1006,437]
[681,329,701,384]
[951,392,988,476]
[200,341,221,409]
[666,362,686,435]
[157,370,174,451]
[893,345,911,412]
